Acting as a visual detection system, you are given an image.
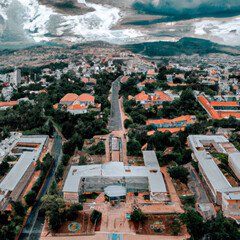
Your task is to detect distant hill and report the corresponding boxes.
[39,0,93,15]
[124,38,240,57]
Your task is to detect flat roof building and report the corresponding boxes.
[229,153,240,180]
[63,151,168,203]
[188,135,240,219]
[0,135,49,209]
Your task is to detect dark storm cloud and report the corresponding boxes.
[133,0,240,18]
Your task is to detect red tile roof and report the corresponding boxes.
[146,115,196,125]
[60,93,78,103]
[120,76,129,83]
[210,102,239,107]
[147,69,156,76]
[53,103,59,109]
[218,111,240,119]
[0,101,18,107]
[198,95,221,120]
[154,91,172,101]
[147,128,183,136]
[135,91,149,101]
[137,79,156,86]
[67,104,87,110]
[81,77,96,84]
[77,93,95,102]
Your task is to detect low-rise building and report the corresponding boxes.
[0,101,18,110]
[54,93,100,115]
[131,90,177,109]
[146,115,196,135]
[0,135,49,209]
[188,135,240,219]
[62,151,168,203]
[197,94,240,120]
[137,79,157,90]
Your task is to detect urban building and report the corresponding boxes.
[130,90,178,109]
[62,151,168,203]
[197,94,240,120]
[53,93,100,115]
[188,135,240,219]
[0,135,49,209]
[146,115,196,135]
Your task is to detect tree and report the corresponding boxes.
[180,210,204,240]
[41,194,65,231]
[41,194,65,213]
[65,204,82,221]
[127,139,142,156]
[90,210,102,224]
[61,154,71,166]
[24,190,37,206]
[55,163,64,183]
[0,160,10,176]
[168,166,189,184]
[124,119,133,129]
[87,141,105,155]
[48,181,59,195]
[131,208,146,223]
[205,212,240,240]
[48,210,61,231]
[171,218,181,236]
[62,122,75,139]
[11,201,26,217]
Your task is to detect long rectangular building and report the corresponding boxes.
[0,135,49,209]
[188,135,240,219]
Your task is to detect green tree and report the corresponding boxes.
[11,201,26,217]
[131,208,146,223]
[127,139,142,156]
[41,194,65,231]
[65,204,82,221]
[171,218,181,236]
[48,181,59,195]
[24,190,37,206]
[124,119,133,129]
[205,212,240,240]
[180,210,204,240]
[90,210,102,224]
[168,166,189,184]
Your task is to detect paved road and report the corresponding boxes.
[19,132,62,240]
[185,164,215,219]
[187,165,209,204]
[108,77,123,131]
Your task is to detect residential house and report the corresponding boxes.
[55,93,99,115]
[132,90,174,109]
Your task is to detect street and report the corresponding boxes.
[19,132,62,240]
[108,77,123,131]
[185,163,216,219]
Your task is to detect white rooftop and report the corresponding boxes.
[188,135,233,193]
[63,152,167,194]
[143,150,159,169]
[15,135,48,161]
[197,151,231,191]
[0,152,34,191]
[229,152,240,165]
[188,135,228,149]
